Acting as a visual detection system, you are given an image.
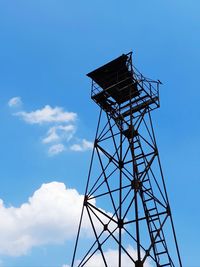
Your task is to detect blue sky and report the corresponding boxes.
[0,0,199,266]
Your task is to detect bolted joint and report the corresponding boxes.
[145,249,150,256]
[123,126,138,139]
[103,224,108,231]
[94,139,98,147]
[166,205,171,216]
[131,179,142,190]
[119,160,124,169]
[109,157,113,163]
[135,260,143,267]
[84,195,89,206]
[118,219,124,229]
[98,242,101,250]
[154,147,158,156]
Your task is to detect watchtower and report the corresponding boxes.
[71,52,182,267]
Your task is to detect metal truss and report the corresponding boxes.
[71,53,182,267]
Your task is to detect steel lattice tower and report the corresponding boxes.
[71,52,182,267]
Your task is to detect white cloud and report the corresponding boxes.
[15,105,77,124]
[48,144,65,156]
[8,97,22,107]
[0,182,117,257]
[43,125,76,144]
[0,181,154,264]
[43,127,60,144]
[13,103,93,155]
[64,246,152,267]
[0,182,85,256]
[70,139,93,152]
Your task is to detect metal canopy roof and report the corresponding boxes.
[87,54,129,90]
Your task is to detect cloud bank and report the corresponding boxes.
[0,180,151,263]
[0,182,114,257]
[0,182,85,256]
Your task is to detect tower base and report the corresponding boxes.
[135,260,143,267]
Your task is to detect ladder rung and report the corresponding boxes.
[137,161,145,166]
[148,207,157,212]
[155,239,165,244]
[134,145,140,150]
[150,229,158,234]
[156,250,167,256]
[135,154,144,160]
[144,197,153,202]
[149,217,159,222]
[160,263,171,267]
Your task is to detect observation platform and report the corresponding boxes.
[87,53,160,117]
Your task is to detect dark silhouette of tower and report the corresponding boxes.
[71,52,182,267]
